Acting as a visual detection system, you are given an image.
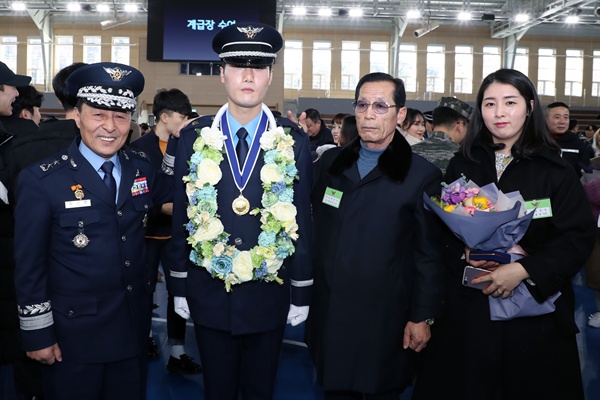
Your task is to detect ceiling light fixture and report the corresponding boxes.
[11,2,26,11]
[349,8,363,17]
[458,12,471,21]
[515,13,529,22]
[292,6,306,16]
[67,2,81,12]
[318,8,332,17]
[124,4,138,13]
[407,10,421,19]
[96,4,111,12]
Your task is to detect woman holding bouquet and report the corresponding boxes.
[414,69,596,400]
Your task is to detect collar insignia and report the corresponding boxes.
[103,66,132,82]
[237,26,263,39]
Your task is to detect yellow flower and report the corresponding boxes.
[473,196,489,209]
[443,204,455,212]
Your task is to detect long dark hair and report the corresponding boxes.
[462,68,559,162]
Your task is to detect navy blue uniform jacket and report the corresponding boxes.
[14,138,172,363]
[169,115,313,335]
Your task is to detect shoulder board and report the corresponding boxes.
[276,117,300,130]
[180,115,213,136]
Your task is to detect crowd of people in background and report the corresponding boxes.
[1,20,600,400]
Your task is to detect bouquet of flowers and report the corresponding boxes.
[424,176,561,321]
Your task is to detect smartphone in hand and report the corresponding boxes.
[462,266,491,290]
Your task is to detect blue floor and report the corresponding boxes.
[148,272,600,400]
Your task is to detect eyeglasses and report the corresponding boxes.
[352,100,396,114]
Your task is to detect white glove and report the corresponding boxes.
[287,305,309,326]
[174,296,190,320]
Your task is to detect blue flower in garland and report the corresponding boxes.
[258,231,277,247]
[198,186,218,201]
[185,221,196,235]
[279,188,294,203]
[285,164,298,177]
[189,250,199,264]
[254,262,268,279]
[189,192,198,206]
[212,256,233,275]
[264,149,278,164]
[275,247,290,259]
[271,181,286,195]
[190,152,203,165]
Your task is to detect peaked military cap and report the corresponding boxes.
[423,110,433,123]
[0,61,31,87]
[66,62,144,112]
[437,97,474,121]
[212,22,283,68]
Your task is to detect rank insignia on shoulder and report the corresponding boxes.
[40,154,69,172]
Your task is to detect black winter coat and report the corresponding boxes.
[306,131,445,394]
[414,140,596,400]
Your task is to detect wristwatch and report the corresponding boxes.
[424,318,435,326]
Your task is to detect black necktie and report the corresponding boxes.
[100,161,117,201]
[236,128,249,169]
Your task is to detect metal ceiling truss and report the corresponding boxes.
[0,0,598,38]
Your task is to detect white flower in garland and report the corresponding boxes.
[183,115,300,292]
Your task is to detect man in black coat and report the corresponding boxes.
[545,101,592,177]
[9,62,86,182]
[0,61,43,400]
[306,72,445,399]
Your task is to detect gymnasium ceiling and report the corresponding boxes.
[0,0,598,38]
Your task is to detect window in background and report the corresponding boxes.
[341,41,360,90]
[398,44,417,92]
[564,49,583,97]
[284,40,302,89]
[454,45,473,94]
[537,47,556,96]
[54,35,73,76]
[111,36,130,64]
[312,41,331,90]
[513,47,529,76]
[370,41,388,73]
[83,36,102,64]
[27,37,44,85]
[426,44,445,93]
[0,36,18,73]
[592,50,600,97]
[482,46,501,79]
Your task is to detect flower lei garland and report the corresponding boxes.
[183,108,300,292]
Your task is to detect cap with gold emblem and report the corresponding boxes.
[212,22,283,68]
[65,62,144,112]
